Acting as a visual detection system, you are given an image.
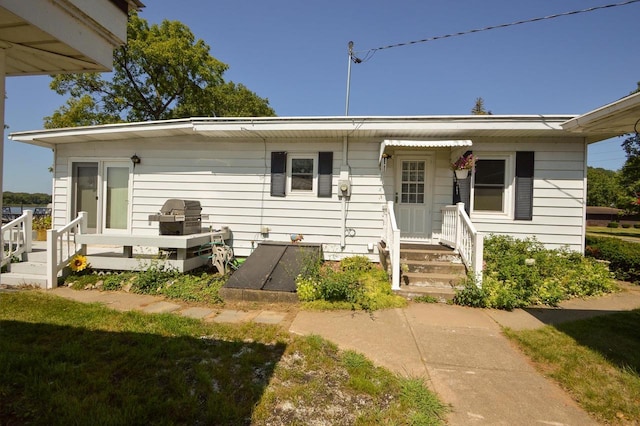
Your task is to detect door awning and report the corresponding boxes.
[379,139,473,165]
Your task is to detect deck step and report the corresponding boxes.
[0,272,47,288]
[403,259,465,275]
[6,261,47,274]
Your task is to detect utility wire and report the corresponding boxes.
[354,0,640,58]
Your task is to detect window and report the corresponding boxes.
[473,159,506,212]
[271,151,333,197]
[470,152,534,220]
[290,156,315,192]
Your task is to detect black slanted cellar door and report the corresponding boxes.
[317,151,333,198]
[515,151,534,220]
[270,151,287,197]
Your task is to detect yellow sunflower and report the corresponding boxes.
[69,254,89,273]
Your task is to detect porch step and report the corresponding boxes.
[396,244,466,301]
[394,285,456,302]
[401,272,464,287]
[400,246,461,263]
[6,260,47,274]
[402,259,465,275]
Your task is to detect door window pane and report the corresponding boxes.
[401,161,426,204]
[105,167,129,230]
[75,164,98,230]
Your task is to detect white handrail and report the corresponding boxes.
[46,211,88,289]
[441,203,483,286]
[382,201,401,290]
[1,210,33,268]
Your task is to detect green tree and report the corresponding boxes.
[586,167,625,207]
[45,13,274,128]
[617,81,640,212]
[471,97,492,115]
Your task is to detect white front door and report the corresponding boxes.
[395,156,433,240]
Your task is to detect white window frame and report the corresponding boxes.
[470,153,515,219]
[287,153,318,196]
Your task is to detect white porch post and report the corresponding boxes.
[455,202,465,251]
[46,228,57,289]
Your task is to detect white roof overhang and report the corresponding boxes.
[0,0,143,75]
[9,115,576,149]
[561,92,640,143]
[379,139,472,165]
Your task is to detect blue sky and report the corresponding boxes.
[4,0,639,193]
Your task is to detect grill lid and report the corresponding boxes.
[160,199,202,215]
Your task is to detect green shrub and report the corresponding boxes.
[634,223,640,229]
[621,223,631,228]
[607,222,620,228]
[454,235,617,310]
[295,256,405,310]
[585,235,640,284]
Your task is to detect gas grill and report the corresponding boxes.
[148,199,207,235]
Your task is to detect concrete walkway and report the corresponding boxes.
[290,284,640,425]
[47,283,640,425]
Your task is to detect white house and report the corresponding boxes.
[9,92,640,289]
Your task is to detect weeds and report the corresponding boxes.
[296,255,407,311]
[454,235,617,310]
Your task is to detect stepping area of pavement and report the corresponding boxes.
[50,287,288,325]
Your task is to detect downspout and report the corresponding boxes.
[581,138,588,253]
[340,136,349,249]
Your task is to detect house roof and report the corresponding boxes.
[0,0,143,75]
[561,92,640,143]
[9,115,578,149]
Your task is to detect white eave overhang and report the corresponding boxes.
[379,139,472,165]
[9,115,576,149]
[0,0,144,75]
[561,92,640,143]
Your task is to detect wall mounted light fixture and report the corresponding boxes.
[130,154,141,164]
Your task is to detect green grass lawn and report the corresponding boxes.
[505,309,640,424]
[0,291,446,425]
[587,226,640,241]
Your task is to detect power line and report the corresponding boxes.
[353,0,640,58]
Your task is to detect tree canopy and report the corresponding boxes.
[587,167,625,208]
[45,13,275,128]
[616,81,640,212]
[470,97,492,115]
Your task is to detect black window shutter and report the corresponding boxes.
[317,152,333,197]
[270,151,287,197]
[515,151,534,220]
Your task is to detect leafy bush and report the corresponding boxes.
[454,235,616,310]
[607,222,620,228]
[635,224,640,229]
[585,235,640,284]
[296,256,406,311]
[621,223,631,228]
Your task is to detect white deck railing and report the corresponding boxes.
[441,202,483,286]
[1,210,33,268]
[382,201,401,290]
[46,211,88,289]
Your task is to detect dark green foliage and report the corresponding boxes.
[2,191,51,206]
[454,235,616,310]
[608,222,620,228]
[585,235,640,284]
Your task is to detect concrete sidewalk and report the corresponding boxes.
[290,284,640,425]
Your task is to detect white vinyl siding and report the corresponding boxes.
[54,137,386,261]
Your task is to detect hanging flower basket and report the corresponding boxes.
[454,169,469,180]
[451,153,475,180]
